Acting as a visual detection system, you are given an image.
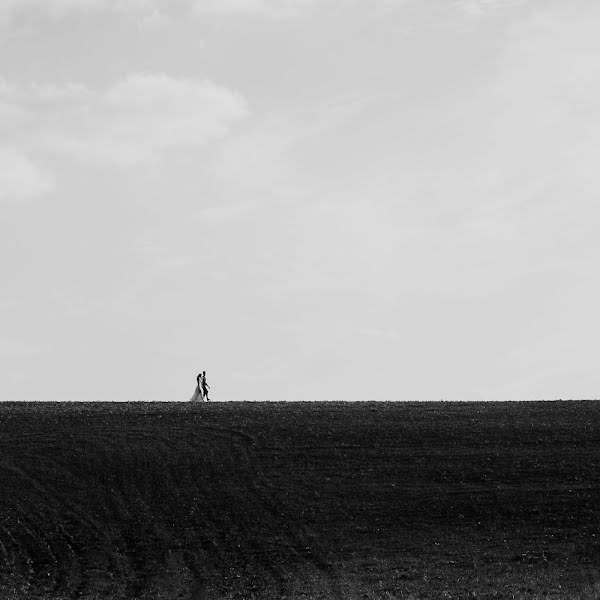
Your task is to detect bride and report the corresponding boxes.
[190,373,204,402]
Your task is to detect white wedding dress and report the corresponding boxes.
[190,384,203,402]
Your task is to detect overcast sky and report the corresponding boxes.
[1,0,599,401]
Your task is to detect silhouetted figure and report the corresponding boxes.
[190,372,203,402]
[201,371,210,401]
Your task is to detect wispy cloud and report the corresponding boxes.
[479,1,600,228]
[0,0,303,24]
[38,73,249,167]
[0,0,412,27]
[1,72,248,173]
[453,0,527,19]
[210,94,369,192]
[0,146,53,201]
[0,0,156,24]
[191,0,318,18]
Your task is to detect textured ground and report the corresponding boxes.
[1,400,600,599]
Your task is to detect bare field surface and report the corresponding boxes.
[1,401,600,599]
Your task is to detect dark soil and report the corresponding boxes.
[1,400,599,599]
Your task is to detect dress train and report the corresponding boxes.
[190,384,203,402]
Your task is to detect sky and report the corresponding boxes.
[1,0,599,402]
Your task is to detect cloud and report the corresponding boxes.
[0,0,314,24]
[0,72,247,203]
[480,2,600,222]
[255,2,600,305]
[0,0,156,24]
[0,0,411,26]
[0,146,53,201]
[46,73,248,166]
[453,0,526,19]
[211,122,297,191]
[210,95,368,192]
[344,1,600,299]
[3,73,248,168]
[0,0,531,27]
[191,0,318,18]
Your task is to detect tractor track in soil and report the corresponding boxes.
[0,415,344,598]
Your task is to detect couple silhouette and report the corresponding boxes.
[190,371,210,402]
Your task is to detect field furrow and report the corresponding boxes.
[0,401,599,599]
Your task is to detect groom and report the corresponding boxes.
[201,371,210,402]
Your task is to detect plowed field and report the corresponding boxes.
[1,401,600,599]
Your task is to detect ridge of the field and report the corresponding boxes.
[1,401,600,600]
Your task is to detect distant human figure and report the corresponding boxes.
[190,372,203,402]
[201,371,210,401]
